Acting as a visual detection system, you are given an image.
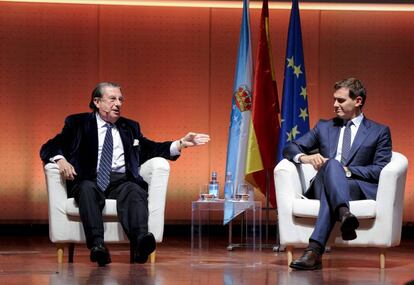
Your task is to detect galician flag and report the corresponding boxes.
[224,0,253,225]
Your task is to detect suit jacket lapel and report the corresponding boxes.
[116,119,140,178]
[346,117,370,164]
[86,112,98,168]
[116,119,132,157]
[329,119,342,158]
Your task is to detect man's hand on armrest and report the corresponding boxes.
[299,153,328,171]
[56,158,77,181]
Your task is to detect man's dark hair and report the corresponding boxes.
[334,78,366,108]
[89,82,121,111]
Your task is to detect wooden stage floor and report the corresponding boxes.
[1,235,414,285]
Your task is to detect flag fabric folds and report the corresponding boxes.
[277,0,310,162]
[245,0,280,207]
[224,0,253,225]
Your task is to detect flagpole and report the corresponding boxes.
[265,169,269,245]
[270,166,281,251]
[262,168,281,251]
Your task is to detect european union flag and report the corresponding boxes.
[277,0,310,162]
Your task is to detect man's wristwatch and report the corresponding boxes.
[345,169,352,178]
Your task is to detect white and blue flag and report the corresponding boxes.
[224,0,253,225]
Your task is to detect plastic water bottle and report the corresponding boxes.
[209,171,219,199]
[224,172,233,200]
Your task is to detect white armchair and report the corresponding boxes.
[44,157,170,264]
[275,151,408,269]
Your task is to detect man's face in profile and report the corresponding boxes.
[94,86,124,124]
[333,87,362,120]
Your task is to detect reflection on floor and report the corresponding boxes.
[1,235,414,285]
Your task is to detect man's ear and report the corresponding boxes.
[355,96,363,107]
[93,97,100,108]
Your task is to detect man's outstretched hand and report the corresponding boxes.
[179,132,210,150]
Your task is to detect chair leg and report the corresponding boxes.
[379,249,386,269]
[68,243,75,263]
[286,246,293,266]
[130,244,135,264]
[149,251,156,263]
[57,244,64,264]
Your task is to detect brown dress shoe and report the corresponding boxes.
[289,249,322,270]
[340,211,359,241]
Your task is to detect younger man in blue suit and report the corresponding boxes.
[283,78,392,270]
[40,82,210,266]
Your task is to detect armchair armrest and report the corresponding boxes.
[44,163,70,242]
[275,159,306,207]
[374,151,408,245]
[139,157,170,242]
[274,159,310,245]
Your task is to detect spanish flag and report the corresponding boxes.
[245,0,280,207]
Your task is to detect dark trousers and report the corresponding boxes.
[72,173,149,249]
[305,159,365,248]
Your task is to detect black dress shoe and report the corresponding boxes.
[340,211,359,241]
[90,243,111,267]
[134,233,156,264]
[289,249,322,270]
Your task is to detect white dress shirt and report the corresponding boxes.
[293,113,364,163]
[96,114,125,173]
[334,113,364,162]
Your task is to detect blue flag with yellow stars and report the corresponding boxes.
[277,0,310,162]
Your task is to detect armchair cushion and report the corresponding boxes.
[66,199,117,217]
[292,199,376,219]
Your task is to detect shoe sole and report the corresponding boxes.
[90,249,111,266]
[341,215,359,241]
[289,263,322,270]
[342,230,357,240]
[135,234,156,264]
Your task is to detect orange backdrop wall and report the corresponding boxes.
[0,2,412,223]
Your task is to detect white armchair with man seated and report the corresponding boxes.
[44,157,170,264]
[275,151,408,269]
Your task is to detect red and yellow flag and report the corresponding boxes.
[245,0,280,207]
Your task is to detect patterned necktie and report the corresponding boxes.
[97,124,113,191]
[341,120,353,165]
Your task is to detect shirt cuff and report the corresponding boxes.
[170,140,181,156]
[293,153,305,163]
[50,155,65,163]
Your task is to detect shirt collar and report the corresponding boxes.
[96,113,113,129]
[350,113,364,128]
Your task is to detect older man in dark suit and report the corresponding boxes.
[283,78,392,270]
[40,82,210,266]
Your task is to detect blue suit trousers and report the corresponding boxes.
[305,159,364,247]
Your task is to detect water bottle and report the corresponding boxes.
[224,172,233,200]
[208,171,219,199]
